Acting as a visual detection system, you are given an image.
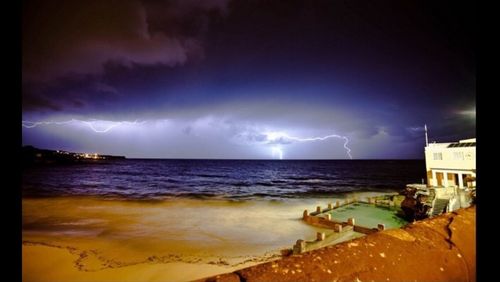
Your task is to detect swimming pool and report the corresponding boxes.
[324,202,408,229]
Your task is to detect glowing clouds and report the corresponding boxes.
[456,108,476,119]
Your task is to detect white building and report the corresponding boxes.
[425,138,476,189]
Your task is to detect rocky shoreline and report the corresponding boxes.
[200,206,476,282]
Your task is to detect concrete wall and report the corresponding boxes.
[434,186,459,198]
[303,214,343,229]
[353,225,377,234]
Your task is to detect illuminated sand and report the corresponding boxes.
[22,192,392,282]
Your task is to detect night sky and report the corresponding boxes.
[22,0,475,159]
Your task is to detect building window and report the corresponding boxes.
[453,152,464,160]
[433,152,442,160]
[465,152,473,160]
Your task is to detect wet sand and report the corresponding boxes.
[23,244,228,282]
[23,192,392,282]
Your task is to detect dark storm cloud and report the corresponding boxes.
[22,0,231,114]
[23,0,229,82]
[23,0,475,117]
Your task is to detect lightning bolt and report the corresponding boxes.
[22,119,144,133]
[265,132,353,159]
[22,120,75,128]
[271,146,284,160]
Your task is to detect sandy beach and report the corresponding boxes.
[23,192,391,282]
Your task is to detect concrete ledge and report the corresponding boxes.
[353,225,378,234]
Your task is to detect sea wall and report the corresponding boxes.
[200,206,476,282]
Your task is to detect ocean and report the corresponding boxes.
[22,159,425,199]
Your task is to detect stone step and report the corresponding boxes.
[432,198,449,216]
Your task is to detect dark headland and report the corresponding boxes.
[22,146,125,165]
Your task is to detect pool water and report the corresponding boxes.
[325,202,408,229]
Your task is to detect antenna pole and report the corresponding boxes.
[424,124,429,146]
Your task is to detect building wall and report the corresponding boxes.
[425,139,476,187]
[425,146,475,171]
